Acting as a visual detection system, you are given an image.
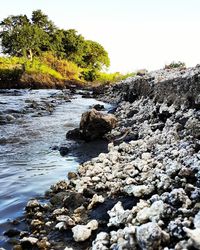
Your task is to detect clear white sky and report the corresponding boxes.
[0,0,200,73]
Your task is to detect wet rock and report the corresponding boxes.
[92,104,105,111]
[20,236,38,245]
[79,109,117,141]
[66,128,82,140]
[64,192,86,210]
[50,191,68,206]
[26,199,40,209]
[4,229,20,237]
[68,172,78,180]
[59,146,70,156]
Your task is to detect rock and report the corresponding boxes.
[79,109,117,141]
[167,188,191,208]
[64,192,86,210]
[59,146,70,156]
[87,194,105,210]
[194,211,200,228]
[92,104,105,111]
[37,239,50,249]
[50,180,69,193]
[26,199,40,209]
[72,220,98,242]
[108,201,131,227]
[50,191,68,206]
[91,232,109,250]
[124,184,154,197]
[136,222,163,250]
[136,200,165,223]
[4,229,20,237]
[183,227,200,249]
[68,172,78,180]
[66,128,82,140]
[21,236,38,245]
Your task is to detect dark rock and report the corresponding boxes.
[51,145,59,150]
[4,229,20,237]
[82,93,93,98]
[59,146,70,156]
[68,172,78,180]
[92,104,105,111]
[83,188,96,198]
[126,109,138,118]
[50,192,68,206]
[64,192,86,210]
[80,109,117,141]
[66,128,83,140]
[194,141,200,153]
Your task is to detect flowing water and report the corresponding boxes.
[0,89,110,248]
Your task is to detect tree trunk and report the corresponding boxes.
[28,49,33,61]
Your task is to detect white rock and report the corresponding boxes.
[141,152,152,160]
[88,194,105,210]
[124,184,154,197]
[194,211,200,229]
[136,200,165,223]
[56,215,75,226]
[26,199,40,208]
[55,221,66,230]
[72,220,98,242]
[87,220,99,230]
[21,236,38,244]
[108,201,131,227]
[72,225,92,242]
[183,227,200,249]
[136,222,163,250]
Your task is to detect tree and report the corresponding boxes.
[0,10,54,60]
[82,40,110,70]
[31,10,56,33]
[0,10,111,80]
[62,29,85,65]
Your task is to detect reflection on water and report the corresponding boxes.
[0,89,111,248]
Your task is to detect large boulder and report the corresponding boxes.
[79,109,117,141]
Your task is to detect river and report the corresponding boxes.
[0,89,110,248]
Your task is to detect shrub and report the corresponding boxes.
[165,61,186,69]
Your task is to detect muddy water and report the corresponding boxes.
[0,89,110,248]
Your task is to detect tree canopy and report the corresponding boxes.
[0,10,110,73]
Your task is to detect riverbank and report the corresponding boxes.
[4,65,200,249]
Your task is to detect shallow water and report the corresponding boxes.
[0,89,110,248]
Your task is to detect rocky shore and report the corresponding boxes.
[6,66,200,250]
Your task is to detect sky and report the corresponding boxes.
[0,0,200,73]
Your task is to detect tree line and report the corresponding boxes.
[0,10,110,81]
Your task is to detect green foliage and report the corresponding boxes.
[95,71,135,84]
[0,54,82,83]
[24,59,64,80]
[40,52,80,80]
[165,61,186,69]
[80,69,135,84]
[82,40,110,70]
[0,10,110,74]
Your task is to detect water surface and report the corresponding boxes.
[0,89,110,247]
